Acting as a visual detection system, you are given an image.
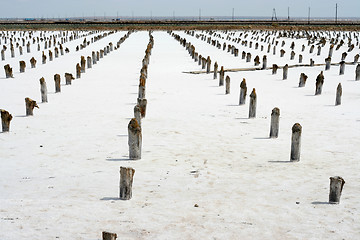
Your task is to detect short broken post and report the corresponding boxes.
[329,176,345,204]
[25,97,39,116]
[87,56,92,69]
[1,109,12,132]
[249,88,257,118]
[239,79,247,105]
[225,75,230,94]
[315,71,324,95]
[269,107,280,138]
[219,66,224,86]
[335,83,342,106]
[298,73,308,87]
[54,74,61,93]
[76,63,81,79]
[19,61,26,73]
[272,64,278,75]
[213,62,218,79]
[39,77,48,103]
[290,123,302,162]
[30,57,36,68]
[80,56,86,73]
[65,73,74,85]
[128,118,142,160]
[325,57,331,71]
[119,167,135,200]
[283,64,288,80]
[102,231,117,240]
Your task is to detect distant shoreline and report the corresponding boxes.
[0,19,360,30]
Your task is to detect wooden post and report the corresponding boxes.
[299,54,303,63]
[310,59,314,67]
[49,50,53,61]
[1,49,5,61]
[54,47,59,58]
[239,78,247,105]
[54,74,61,93]
[225,75,230,94]
[30,57,36,68]
[290,123,302,162]
[137,98,147,118]
[325,57,331,70]
[242,51,246,59]
[315,71,324,95]
[100,50,104,58]
[254,56,260,66]
[65,73,74,85]
[206,56,211,74]
[353,54,359,64]
[317,46,321,56]
[198,54,202,66]
[19,61,26,73]
[80,56,86,73]
[76,63,81,79]
[298,73,308,87]
[1,109,12,132]
[87,56,92,68]
[262,55,267,69]
[341,52,347,61]
[272,64,278,75]
[134,105,141,127]
[339,61,345,75]
[40,77,48,103]
[128,118,142,160]
[356,64,360,81]
[138,77,146,99]
[25,97,39,116]
[269,107,280,138]
[102,231,117,240]
[249,88,257,118]
[19,46,23,55]
[42,51,46,64]
[283,64,288,80]
[329,176,345,204]
[4,64,13,78]
[328,44,334,57]
[10,47,14,58]
[27,42,31,53]
[246,53,251,62]
[213,62,218,79]
[219,66,224,86]
[335,83,342,106]
[280,49,285,57]
[92,51,97,64]
[290,51,295,60]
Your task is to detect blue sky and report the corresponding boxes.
[2,0,359,19]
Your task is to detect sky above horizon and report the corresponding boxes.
[2,0,359,19]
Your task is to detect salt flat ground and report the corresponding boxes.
[0,30,359,239]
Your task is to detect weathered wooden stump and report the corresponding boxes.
[341,52,347,61]
[269,107,280,138]
[242,51,246,59]
[134,105,141,127]
[325,57,331,70]
[198,54,202,66]
[219,66,225,86]
[100,50,104,58]
[290,51,295,60]
[65,73,74,85]
[76,63,81,79]
[102,231,117,240]
[298,73,308,87]
[301,44,305,52]
[10,47,15,58]
[315,71,324,95]
[280,49,285,57]
[42,52,46,64]
[87,56,92,69]
[48,50,53,61]
[138,77,146,99]
[299,54,303,63]
[92,51,97,64]
[339,61,345,75]
[239,79,247,105]
[309,45,314,53]
[317,46,322,56]
[272,64,278,75]
[283,64,288,80]
[128,118,142,160]
[249,88,257,118]
[213,62,218,79]
[262,55,267,69]
[206,56,211,74]
[19,61,26,73]
[54,74,61,93]
[137,98,147,118]
[246,53,251,62]
[329,176,345,204]
[254,56,260,66]
[1,49,5,61]
[96,51,100,61]
[335,83,342,106]
[290,123,302,162]
[328,44,334,57]
[30,57,36,68]
[25,97,39,116]
[4,64,13,78]
[353,54,359,64]
[310,59,314,67]
[1,109,12,132]
[27,42,30,53]
[225,75,230,94]
[273,46,276,55]
[356,64,360,81]
[19,46,23,55]
[80,56,86,73]
[39,77,48,103]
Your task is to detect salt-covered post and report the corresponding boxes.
[25,97,39,116]
[317,46,321,56]
[341,52,347,61]
[92,51,96,64]
[39,77,48,103]
[1,109,12,132]
[42,51,46,64]
[219,66,224,86]
[329,176,345,204]
[80,56,86,73]
[290,123,302,162]
[299,54,303,63]
[206,56,211,74]
[49,50,53,61]
[335,83,342,106]
[128,118,142,160]
[10,46,14,58]
[65,73,74,85]
[280,49,285,57]
[290,51,295,60]
[354,54,359,64]
[225,75,230,94]
[4,64,13,78]
[272,64,278,75]
[137,98,147,118]
[254,56,260,66]
[325,57,331,70]
[19,46,23,55]
[315,71,324,95]
[356,64,360,81]
[76,63,81,79]
[249,88,257,118]
[213,62,218,79]
[119,167,135,200]
[30,57,36,68]
[339,61,345,75]
[310,59,314,67]
[54,74,61,93]
[269,107,280,138]
[87,56,92,69]
[246,53,251,62]
[19,61,26,73]
[27,42,30,53]
[262,55,267,69]
[1,49,5,61]
[102,231,117,240]
[328,44,334,57]
[198,54,202,66]
[283,64,288,80]
[134,105,141,127]
[239,79,247,105]
[138,77,146,99]
[298,73,308,87]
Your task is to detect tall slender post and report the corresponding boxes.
[119,167,135,200]
[54,74,61,93]
[270,107,280,138]
[40,77,48,103]
[290,123,302,161]
[225,76,230,94]
[335,83,342,106]
[249,88,257,118]
[128,118,142,160]
[239,78,247,105]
